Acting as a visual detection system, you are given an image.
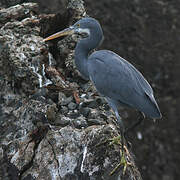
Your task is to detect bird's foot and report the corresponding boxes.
[110,146,132,176]
[95,132,120,147]
[95,133,121,147]
[108,136,132,176]
[110,152,132,175]
[108,135,121,146]
[95,134,132,175]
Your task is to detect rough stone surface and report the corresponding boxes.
[68,102,77,110]
[0,3,39,28]
[0,1,142,180]
[0,0,23,8]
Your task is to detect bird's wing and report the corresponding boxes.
[87,50,156,110]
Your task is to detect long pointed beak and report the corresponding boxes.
[43,27,75,42]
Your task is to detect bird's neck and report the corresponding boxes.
[75,31,103,80]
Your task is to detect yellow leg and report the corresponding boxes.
[109,136,132,176]
[95,134,133,176]
[110,150,132,175]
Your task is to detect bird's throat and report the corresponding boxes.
[74,42,90,80]
[74,32,103,80]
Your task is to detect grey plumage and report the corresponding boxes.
[44,17,162,133]
[88,50,161,119]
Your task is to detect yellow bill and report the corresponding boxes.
[43,27,74,42]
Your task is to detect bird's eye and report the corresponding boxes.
[76,24,80,27]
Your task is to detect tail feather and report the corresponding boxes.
[144,92,162,119]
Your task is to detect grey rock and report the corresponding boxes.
[0,3,38,28]
[103,104,110,111]
[80,93,88,99]
[89,109,100,119]
[79,106,91,118]
[61,96,73,106]
[67,0,86,21]
[100,112,109,121]
[102,110,113,117]
[67,110,80,119]
[0,4,49,94]
[87,118,106,126]
[58,92,66,104]
[95,97,106,105]
[83,99,98,108]
[72,116,88,129]
[80,82,90,91]
[54,115,71,126]
[68,102,77,110]
[46,104,57,122]
[3,93,20,106]
[60,105,69,114]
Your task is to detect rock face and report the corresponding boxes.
[0,1,142,180]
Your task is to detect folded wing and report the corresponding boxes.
[87,50,161,118]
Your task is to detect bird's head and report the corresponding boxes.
[43,17,103,42]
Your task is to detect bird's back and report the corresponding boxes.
[87,50,161,119]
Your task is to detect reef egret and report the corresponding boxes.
[44,17,161,140]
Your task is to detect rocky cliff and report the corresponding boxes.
[0,1,142,180]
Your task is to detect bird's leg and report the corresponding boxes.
[110,145,133,175]
[106,98,125,145]
[113,110,124,145]
[109,110,133,176]
[125,111,145,136]
[114,110,125,157]
[106,98,130,175]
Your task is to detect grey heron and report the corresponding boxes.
[44,17,162,155]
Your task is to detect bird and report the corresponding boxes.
[44,17,162,141]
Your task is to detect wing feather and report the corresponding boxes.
[87,50,161,118]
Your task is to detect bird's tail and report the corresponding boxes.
[143,93,162,119]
